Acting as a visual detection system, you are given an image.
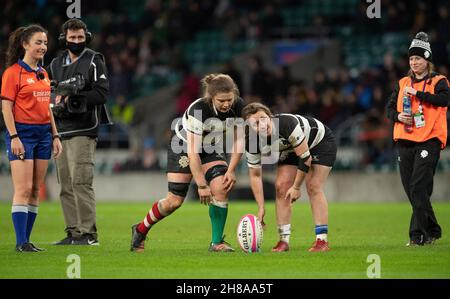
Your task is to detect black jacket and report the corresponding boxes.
[386,72,450,123]
[47,48,112,139]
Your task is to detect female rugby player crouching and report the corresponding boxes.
[242,103,337,252]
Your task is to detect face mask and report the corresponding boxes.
[66,41,86,56]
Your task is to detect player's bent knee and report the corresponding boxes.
[275,181,290,196]
[306,181,322,197]
[211,182,228,198]
[168,182,190,198]
[205,164,228,184]
[163,195,184,212]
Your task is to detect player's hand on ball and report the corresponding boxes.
[222,171,236,193]
[258,207,266,230]
[198,185,212,205]
[285,186,301,203]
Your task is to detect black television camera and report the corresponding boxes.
[51,74,87,116]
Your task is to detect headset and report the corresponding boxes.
[58,19,92,46]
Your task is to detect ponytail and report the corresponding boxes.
[201,73,239,104]
[5,24,47,68]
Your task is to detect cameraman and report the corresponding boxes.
[48,19,111,246]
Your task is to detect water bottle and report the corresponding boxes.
[403,95,413,133]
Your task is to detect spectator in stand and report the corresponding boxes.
[112,94,135,127]
[248,55,272,104]
[175,65,200,117]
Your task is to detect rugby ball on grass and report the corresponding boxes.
[237,214,263,253]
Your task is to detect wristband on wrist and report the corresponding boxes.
[52,134,61,140]
[10,134,19,139]
[300,150,311,159]
[198,185,208,189]
[298,164,310,173]
[298,153,311,173]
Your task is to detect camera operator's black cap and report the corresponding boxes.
[409,32,432,62]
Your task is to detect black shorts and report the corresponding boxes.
[278,126,337,167]
[166,135,227,173]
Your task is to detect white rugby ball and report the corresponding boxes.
[237,214,263,253]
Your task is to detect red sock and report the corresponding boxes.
[137,201,165,234]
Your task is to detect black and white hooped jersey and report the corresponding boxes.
[245,113,325,168]
[175,97,245,144]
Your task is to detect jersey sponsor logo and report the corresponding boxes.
[33,91,51,97]
[27,78,35,84]
[33,90,51,102]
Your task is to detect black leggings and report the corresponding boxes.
[397,138,442,242]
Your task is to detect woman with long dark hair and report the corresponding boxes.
[1,24,62,252]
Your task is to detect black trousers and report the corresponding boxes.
[397,138,442,243]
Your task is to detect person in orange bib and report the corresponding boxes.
[1,25,62,252]
[386,32,450,246]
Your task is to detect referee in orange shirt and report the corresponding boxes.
[1,25,62,252]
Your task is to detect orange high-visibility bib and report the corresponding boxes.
[394,75,449,148]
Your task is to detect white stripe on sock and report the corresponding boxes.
[317,233,328,241]
[11,205,28,213]
[149,210,158,222]
[280,235,290,243]
[278,224,291,235]
[143,216,150,228]
[27,205,39,214]
[211,198,228,208]
[278,224,291,242]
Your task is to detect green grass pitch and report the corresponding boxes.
[0,201,449,278]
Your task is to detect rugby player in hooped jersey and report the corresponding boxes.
[130,74,245,252]
[242,103,337,252]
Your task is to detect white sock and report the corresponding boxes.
[278,224,291,243]
[317,233,328,241]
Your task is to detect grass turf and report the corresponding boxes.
[0,201,449,278]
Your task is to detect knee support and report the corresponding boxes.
[168,182,190,197]
[205,165,228,184]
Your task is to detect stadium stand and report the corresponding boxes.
[0,0,449,174]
